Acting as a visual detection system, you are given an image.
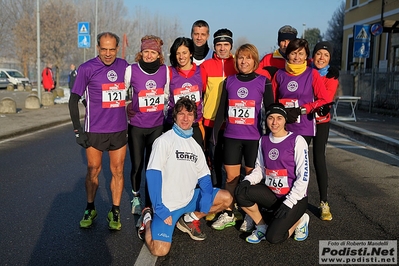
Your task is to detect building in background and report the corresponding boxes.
[342,0,399,71]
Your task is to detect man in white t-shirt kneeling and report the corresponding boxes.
[137,97,232,257]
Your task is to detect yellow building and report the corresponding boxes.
[342,0,399,71]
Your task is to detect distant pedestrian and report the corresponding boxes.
[42,63,54,92]
[68,64,77,90]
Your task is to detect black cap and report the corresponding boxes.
[312,41,333,57]
[266,103,287,121]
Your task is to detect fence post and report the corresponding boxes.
[369,67,375,113]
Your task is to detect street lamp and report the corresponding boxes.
[303,23,306,39]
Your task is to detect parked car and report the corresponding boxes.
[0,68,31,89]
[0,70,10,89]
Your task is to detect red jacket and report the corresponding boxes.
[256,50,286,79]
[316,75,339,124]
[42,67,54,90]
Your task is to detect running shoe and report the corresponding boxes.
[320,201,333,221]
[211,212,235,230]
[246,228,266,244]
[131,196,142,215]
[176,217,206,241]
[294,213,309,241]
[138,207,152,241]
[240,214,255,232]
[107,209,121,231]
[79,209,97,228]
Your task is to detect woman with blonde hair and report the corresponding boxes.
[211,43,274,230]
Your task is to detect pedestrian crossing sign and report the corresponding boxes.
[353,25,371,41]
[78,22,90,35]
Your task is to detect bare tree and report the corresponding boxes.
[13,11,37,77]
[0,0,36,61]
[324,1,345,68]
[40,0,77,87]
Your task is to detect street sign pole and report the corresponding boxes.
[78,22,91,62]
[36,0,41,103]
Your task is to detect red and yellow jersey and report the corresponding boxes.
[200,53,237,127]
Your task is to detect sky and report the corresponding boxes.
[123,0,344,55]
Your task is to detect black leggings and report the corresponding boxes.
[236,182,308,244]
[127,124,163,207]
[204,126,224,188]
[312,122,330,202]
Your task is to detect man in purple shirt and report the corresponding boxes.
[68,32,129,231]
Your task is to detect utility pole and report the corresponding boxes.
[36,0,41,103]
[94,0,98,57]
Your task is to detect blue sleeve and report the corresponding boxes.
[146,169,171,220]
[198,174,213,214]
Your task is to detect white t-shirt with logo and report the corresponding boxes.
[147,129,210,211]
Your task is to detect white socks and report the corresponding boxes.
[184,212,199,222]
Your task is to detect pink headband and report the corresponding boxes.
[141,39,161,53]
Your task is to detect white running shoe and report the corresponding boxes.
[240,214,255,232]
[246,228,266,244]
[211,212,235,230]
[294,213,309,241]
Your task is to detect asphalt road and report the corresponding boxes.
[0,124,398,266]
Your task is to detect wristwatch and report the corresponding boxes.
[300,107,307,115]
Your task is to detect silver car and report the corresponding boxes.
[0,68,31,89]
[0,70,10,89]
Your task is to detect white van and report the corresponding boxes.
[0,68,31,89]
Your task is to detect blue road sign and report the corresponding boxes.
[371,23,383,36]
[78,22,90,48]
[353,41,370,58]
[78,35,91,48]
[353,25,371,41]
[78,22,90,35]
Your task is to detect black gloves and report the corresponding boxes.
[286,107,301,124]
[317,102,334,116]
[263,66,279,79]
[326,66,339,79]
[235,180,251,196]
[74,127,91,148]
[274,203,291,219]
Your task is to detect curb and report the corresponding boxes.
[330,120,399,155]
